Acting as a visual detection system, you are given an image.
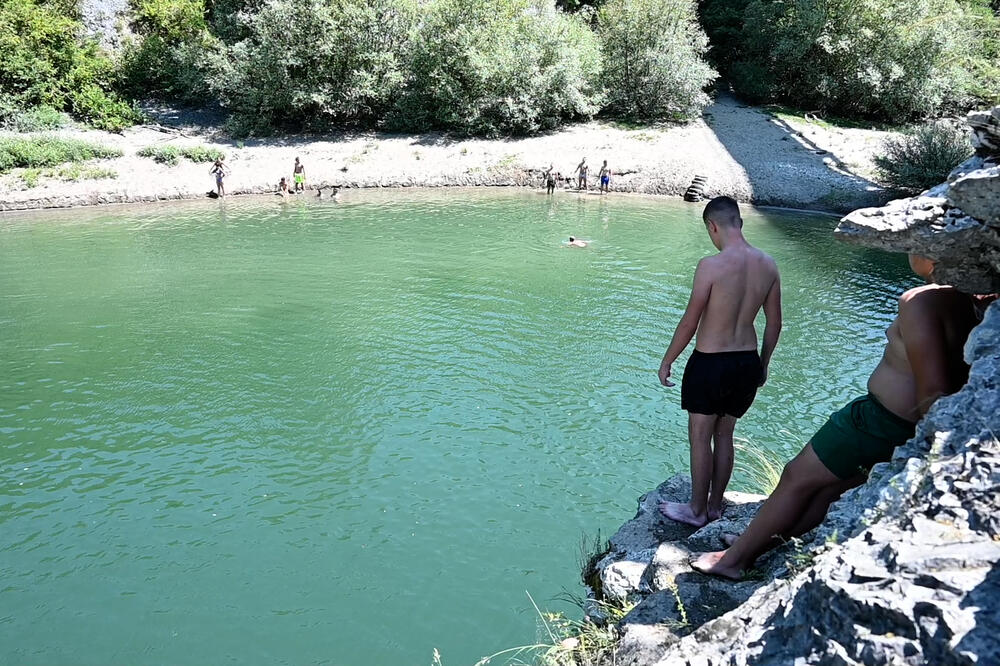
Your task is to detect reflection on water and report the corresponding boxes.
[0,191,913,665]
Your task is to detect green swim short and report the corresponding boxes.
[810,394,916,480]
[294,173,304,184]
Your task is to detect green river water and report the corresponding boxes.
[1,190,912,665]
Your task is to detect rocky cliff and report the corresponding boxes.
[584,107,1000,665]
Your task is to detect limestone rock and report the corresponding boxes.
[836,197,1000,293]
[968,107,1000,156]
[634,301,1000,665]
[79,0,132,50]
[834,105,1000,294]
[948,165,1000,226]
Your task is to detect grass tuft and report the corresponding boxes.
[0,136,121,173]
[734,438,784,495]
[137,144,225,166]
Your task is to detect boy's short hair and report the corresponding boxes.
[703,196,742,229]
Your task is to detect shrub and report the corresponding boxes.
[874,122,973,193]
[209,0,417,135]
[137,143,224,165]
[727,0,986,121]
[19,164,118,189]
[116,0,215,104]
[0,136,122,173]
[4,106,70,132]
[0,0,141,130]
[138,144,182,165]
[392,0,603,135]
[180,144,225,163]
[596,0,716,120]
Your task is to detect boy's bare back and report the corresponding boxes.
[694,247,780,353]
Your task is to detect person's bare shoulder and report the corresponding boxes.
[898,284,965,324]
[695,254,722,279]
[754,247,779,275]
[899,283,961,307]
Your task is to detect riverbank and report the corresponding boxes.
[0,95,897,214]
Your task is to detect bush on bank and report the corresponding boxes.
[0,0,141,131]
[391,0,603,135]
[703,0,999,121]
[597,0,716,120]
[0,136,122,173]
[116,0,215,104]
[874,122,973,193]
[207,0,416,135]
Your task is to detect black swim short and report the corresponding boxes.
[681,349,762,418]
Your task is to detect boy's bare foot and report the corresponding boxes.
[690,551,742,581]
[721,533,739,547]
[708,507,723,522]
[659,501,713,527]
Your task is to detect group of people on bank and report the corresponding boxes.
[662,196,994,580]
[208,155,337,200]
[542,157,612,194]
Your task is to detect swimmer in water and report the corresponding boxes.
[567,236,588,248]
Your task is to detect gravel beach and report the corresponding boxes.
[0,95,897,214]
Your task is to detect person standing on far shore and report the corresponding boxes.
[576,157,588,190]
[210,157,229,198]
[544,164,557,194]
[599,160,611,193]
[293,157,306,192]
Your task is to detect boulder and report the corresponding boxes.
[835,105,1000,294]
[628,302,1000,665]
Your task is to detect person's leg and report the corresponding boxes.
[719,472,864,548]
[691,443,840,579]
[707,415,737,519]
[785,472,865,538]
[661,412,718,527]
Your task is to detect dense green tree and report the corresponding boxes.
[704,0,994,120]
[392,0,603,135]
[597,0,716,119]
[116,0,216,104]
[209,0,417,134]
[0,0,140,130]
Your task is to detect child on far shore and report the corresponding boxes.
[210,157,229,198]
[657,196,782,528]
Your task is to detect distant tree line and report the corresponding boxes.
[699,0,1000,120]
[1,0,997,135]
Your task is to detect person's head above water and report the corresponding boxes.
[569,236,575,241]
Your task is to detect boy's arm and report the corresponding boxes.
[658,260,713,387]
[759,272,782,386]
[898,293,951,418]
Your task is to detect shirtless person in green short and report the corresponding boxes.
[692,255,995,580]
[658,196,782,527]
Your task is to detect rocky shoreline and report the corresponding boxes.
[579,107,1000,665]
[1,96,894,214]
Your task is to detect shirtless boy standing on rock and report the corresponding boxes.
[692,255,994,580]
[658,196,782,528]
